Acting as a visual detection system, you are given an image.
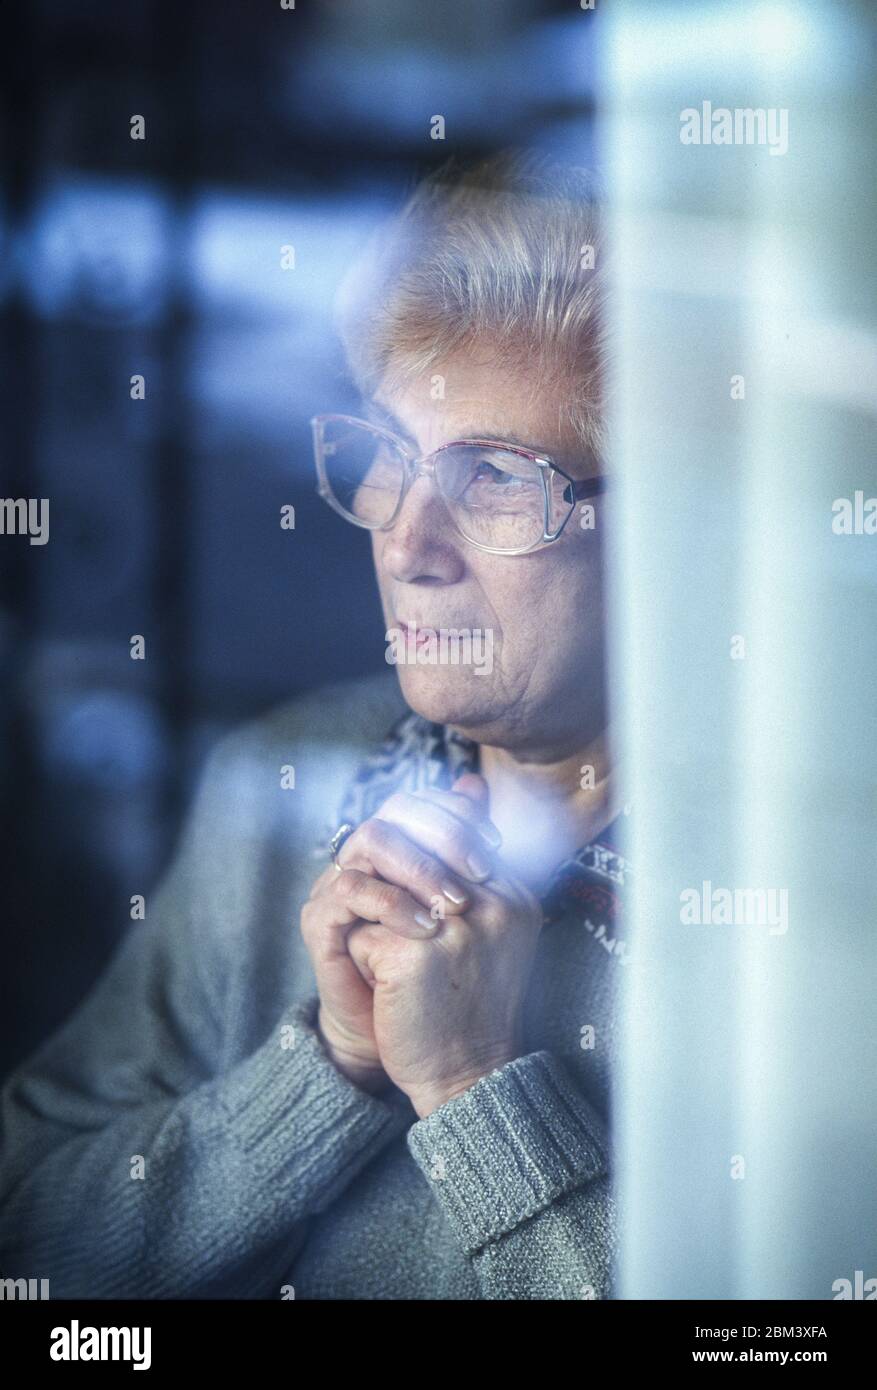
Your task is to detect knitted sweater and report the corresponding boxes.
[0,670,629,1300]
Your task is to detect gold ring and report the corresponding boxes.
[329,822,356,870]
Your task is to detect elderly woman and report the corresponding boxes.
[0,152,627,1300]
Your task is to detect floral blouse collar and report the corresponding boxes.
[333,710,631,955]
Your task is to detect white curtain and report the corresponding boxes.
[601,0,877,1298]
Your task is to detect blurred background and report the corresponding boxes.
[2,0,875,1301]
[0,0,602,1077]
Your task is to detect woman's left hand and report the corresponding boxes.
[343,773,544,1118]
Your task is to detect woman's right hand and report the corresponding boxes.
[300,863,393,1092]
[299,800,488,1094]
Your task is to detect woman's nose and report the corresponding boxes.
[379,474,465,581]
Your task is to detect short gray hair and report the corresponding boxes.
[336,149,607,460]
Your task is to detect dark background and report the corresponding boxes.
[0,0,601,1077]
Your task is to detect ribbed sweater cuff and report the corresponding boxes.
[217,996,414,1204]
[406,1051,608,1253]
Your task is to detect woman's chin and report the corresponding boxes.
[393,665,495,728]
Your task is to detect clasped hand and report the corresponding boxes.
[301,772,543,1118]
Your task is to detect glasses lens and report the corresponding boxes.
[436,446,545,551]
[320,419,404,526]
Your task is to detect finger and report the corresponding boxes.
[308,863,344,898]
[332,868,442,937]
[450,771,492,818]
[372,792,499,884]
[301,875,438,965]
[336,817,472,913]
[300,882,363,959]
[406,782,502,848]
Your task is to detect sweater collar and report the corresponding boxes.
[335,710,631,920]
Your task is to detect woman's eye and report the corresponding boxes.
[472,459,520,486]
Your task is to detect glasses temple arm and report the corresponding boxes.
[564,474,610,502]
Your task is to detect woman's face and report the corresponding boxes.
[369,345,609,757]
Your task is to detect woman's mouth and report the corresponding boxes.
[396,620,437,648]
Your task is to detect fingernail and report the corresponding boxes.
[442,882,468,905]
[478,823,502,848]
[414,910,438,932]
[466,852,491,880]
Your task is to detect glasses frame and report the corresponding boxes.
[311,412,607,556]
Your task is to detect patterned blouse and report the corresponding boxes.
[333,708,631,967]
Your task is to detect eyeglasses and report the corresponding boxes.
[310,412,608,556]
